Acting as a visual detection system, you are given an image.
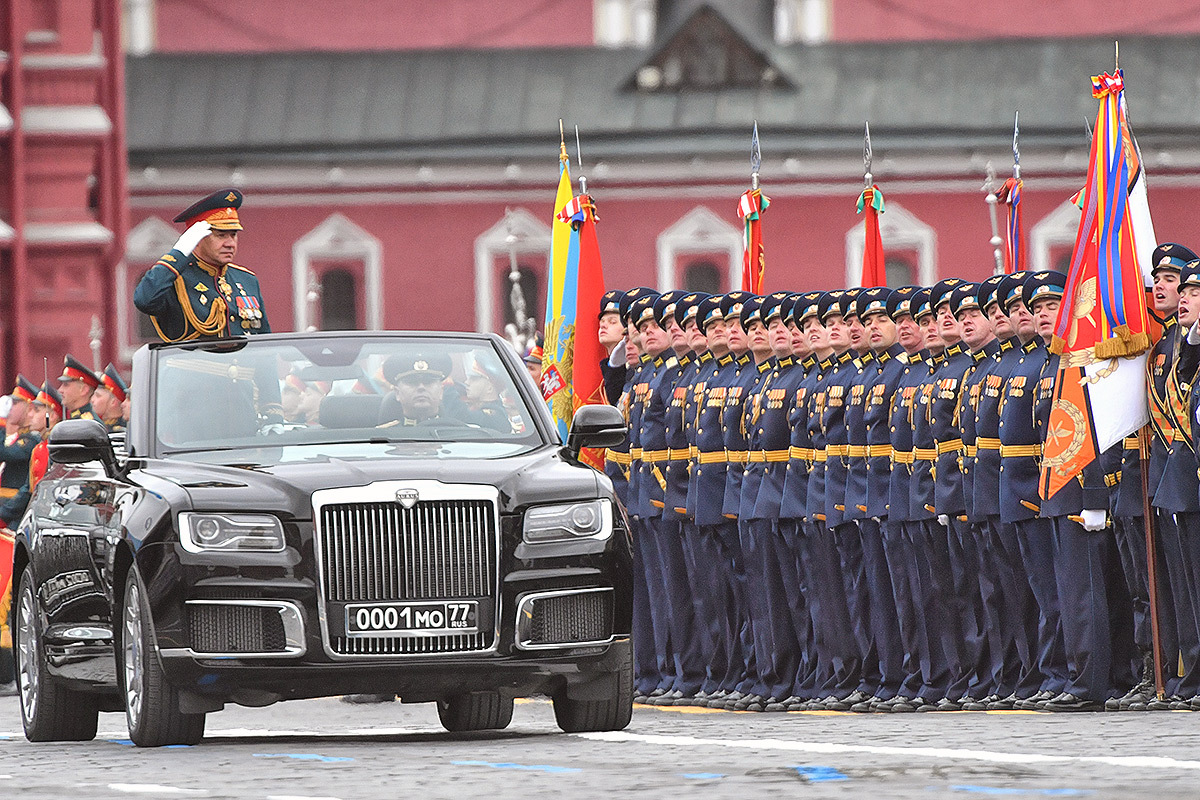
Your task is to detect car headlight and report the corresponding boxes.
[522,500,612,544]
[179,512,286,553]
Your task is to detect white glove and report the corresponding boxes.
[173,220,212,256]
[1190,320,1200,346]
[937,514,950,528]
[1080,508,1107,531]
[608,339,627,368]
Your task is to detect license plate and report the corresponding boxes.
[345,600,478,638]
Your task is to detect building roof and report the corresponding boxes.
[125,22,1200,167]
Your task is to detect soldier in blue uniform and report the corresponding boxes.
[741,292,809,710]
[960,276,1038,710]
[605,287,654,517]
[135,189,270,341]
[925,278,990,707]
[624,291,672,703]
[598,289,629,405]
[994,272,1069,710]
[1029,271,1133,711]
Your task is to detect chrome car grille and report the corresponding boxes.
[317,497,498,656]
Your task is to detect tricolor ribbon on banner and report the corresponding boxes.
[737,188,769,294]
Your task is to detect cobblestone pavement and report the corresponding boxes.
[0,696,1197,799]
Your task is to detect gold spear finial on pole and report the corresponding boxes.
[559,119,568,165]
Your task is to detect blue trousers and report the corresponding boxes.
[857,518,910,698]
[690,523,738,694]
[631,516,672,694]
[1153,510,1197,697]
[1013,516,1068,695]
[882,518,933,697]
[1053,516,1117,701]
[802,519,862,698]
[651,517,707,695]
[834,521,884,697]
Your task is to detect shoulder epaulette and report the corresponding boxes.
[161,253,176,263]
[666,356,679,368]
[226,263,256,277]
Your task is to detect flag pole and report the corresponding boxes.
[1139,424,1166,698]
[982,162,1005,275]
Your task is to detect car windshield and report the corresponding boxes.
[152,335,546,459]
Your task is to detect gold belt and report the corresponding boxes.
[826,444,850,457]
[748,450,767,463]
[976,437,1002,450]
[1104,471,1121,487]
[964,444,978,458]
[913,448,937,461]
[604,449,631,465]
[726,450,749,464]
[630,447,643,460]
[789,446,814,461]
[666,448,690,461]
[1001,444,1041,458]
[867,444,892,458]
[813,450,828,462]
[697,450,727,464]
[937,439,963,455]
[765,449,790,462]
[892,451,914,465]
[847,445,867,458]
[689,446,699,458]
[642,449,669,463]
[0,487,16,499]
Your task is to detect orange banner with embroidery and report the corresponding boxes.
[1041,69,1153,500]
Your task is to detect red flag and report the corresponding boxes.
[1041,70,1152,499]
[738,189,769,293]
[858,185,886,287]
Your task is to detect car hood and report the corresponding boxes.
[136,444,605,519]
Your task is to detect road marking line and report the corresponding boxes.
[267,795,345,800]
[253,753,355,763]
[575,731,1200,771]
[794,765,850,782]
[946,786,1094,796]
[452,760,580,774]
[680,773,725,780]
[108,784,207,795]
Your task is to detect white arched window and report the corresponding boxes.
[656,206,742,292]
[1030,199,1083,274]
[844,201,937,287]
[119,216,180,360]
[292,213,382,331]
[473,208,552,334]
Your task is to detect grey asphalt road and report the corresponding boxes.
[0,696,1197,799]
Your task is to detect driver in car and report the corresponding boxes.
[378,354,454,428]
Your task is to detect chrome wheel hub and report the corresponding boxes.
[17,580,38,723]
[123,581,144,729]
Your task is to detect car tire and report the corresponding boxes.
[14,571,100,742]
[436,691,514,732]
[552,644,633,733]
[121,569,206,747]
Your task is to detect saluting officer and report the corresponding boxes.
[994,272,1069,710]
[135,189,270,341]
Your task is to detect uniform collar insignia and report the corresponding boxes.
[1000,338,1015,352]
[653,356,665,367]
[877,351,891,363]
[698,351,713,363]
[819,357,834,370]
[639,353,652,364]
[1022,339,1040,353]
[801,356,816,369]
[837,352,854,364]
[1165,315,1177,329]
[737,354,752,366]
[946,343,964,357]
[778,355,794,367]
[860,352,874,364]
[718,354,734,366]
[971,348,987,363]
[677,353,691,366]
[757,360,773,373]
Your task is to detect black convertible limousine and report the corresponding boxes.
[9,332,632,746]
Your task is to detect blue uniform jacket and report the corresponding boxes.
[931,343,972,517]
[1147,320,1177,500]
[804,357,836,524]
[958,339,1001,523]
[909,350,941,520]
[691,353,737,525]
[970,337,1021,519]
[887,350,929,523]
[604,359,642,510]
[779,357,818,521]
[864,344,908,519]
[638,354,682,519]
[998,338,1048,523]
[1153,335,1200,514]
[625,354,656,518]
[134,249,270,341]
[663,353,699,520]
[842,351,877,522]
[720,354,757,519]
[822,351,857,527]
[737,358,777,521]
[750,356,804,520]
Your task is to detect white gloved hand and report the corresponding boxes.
[1189,320,1200,346]
[608,339,627,368]
[173,220,212,256]
[937,514,950,528]
[1080,508,1107,531]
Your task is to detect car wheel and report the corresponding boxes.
[14,571,99,742]
[436,691,514,732]
[121,569,205,747]
[552,644,633,733]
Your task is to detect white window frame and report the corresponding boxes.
[1030,199,1083,274]
[473,207,552,334]
[844,200,937,287]
[292,213,382,332]
[656,205,742,292]
[118,216,180,361]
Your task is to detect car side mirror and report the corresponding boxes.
[565,404,627,460]
[48,419,118,473]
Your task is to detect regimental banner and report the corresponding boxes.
[1041,69,1154,500]
[857,185,886,287]
[542,150,576,442]
[997,176,1023,274]
[738,188,769,294]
